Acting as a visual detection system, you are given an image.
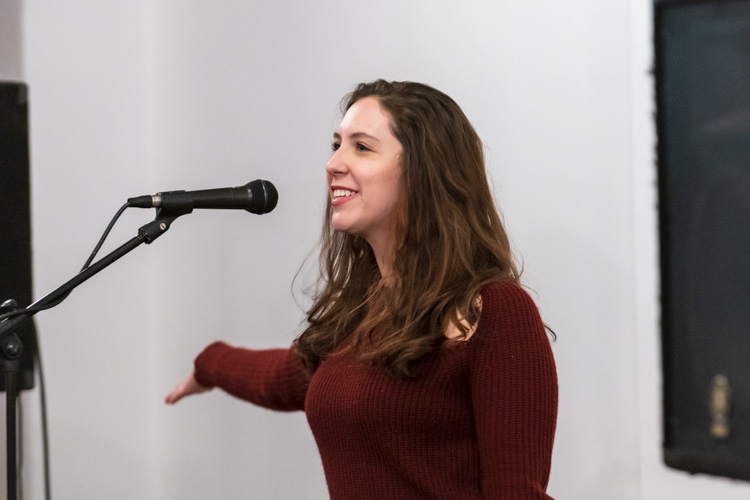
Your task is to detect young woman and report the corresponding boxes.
[166,80,558,499]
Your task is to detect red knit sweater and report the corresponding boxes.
[194,281,558,499]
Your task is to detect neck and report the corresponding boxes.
[369,236,396,280]
[376,255,393,281]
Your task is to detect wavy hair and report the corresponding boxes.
[294,80,519,377]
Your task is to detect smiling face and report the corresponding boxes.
[327,97,404,258]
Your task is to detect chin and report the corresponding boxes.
[333,226,359,237]
[331,215,355,234]
[332,223,363,239]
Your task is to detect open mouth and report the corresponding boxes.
[332,188,357,200]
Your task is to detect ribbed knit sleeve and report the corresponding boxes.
[468,281,558,499]
[194,342,309,412]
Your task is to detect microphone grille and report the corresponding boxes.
[247,179,278,214]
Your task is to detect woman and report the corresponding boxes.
[166,80,558,499]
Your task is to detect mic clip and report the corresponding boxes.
[138,204,194,244]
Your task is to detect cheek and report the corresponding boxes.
[387,167,404,204]
[380,171,404,216]
[380,156,402,189]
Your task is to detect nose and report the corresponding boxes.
[326,149,348,177]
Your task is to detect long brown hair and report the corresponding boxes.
[294,80,519,377]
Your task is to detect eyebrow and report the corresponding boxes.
[333,131,381,143]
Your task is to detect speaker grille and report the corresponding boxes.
[656,0,750,480]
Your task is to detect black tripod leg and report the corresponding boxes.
[1,326,23,500]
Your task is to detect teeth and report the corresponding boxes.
[333,189,355,198]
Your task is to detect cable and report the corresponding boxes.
[0,202,132,324]
[81,202,130,271]
[34,338,51,500]
[39,201,131,498]
[14,201,131,500]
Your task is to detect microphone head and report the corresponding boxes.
[246,179,278,214]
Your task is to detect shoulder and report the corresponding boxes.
[479,280,540,317]
[471,280,545,345]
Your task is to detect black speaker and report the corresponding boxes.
[655,0,750,481]
[0,81,36,391]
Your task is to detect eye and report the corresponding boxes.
[331,142,340,152]
[356,142,371,152]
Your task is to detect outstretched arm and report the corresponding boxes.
[165,342,310,412]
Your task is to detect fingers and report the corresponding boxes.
[164,381,187,405]
[165,371,210,405]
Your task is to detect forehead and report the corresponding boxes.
[336,97,393,136]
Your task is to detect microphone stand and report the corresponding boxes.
[0,207,190,500]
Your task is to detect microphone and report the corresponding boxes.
[127,179,278,214]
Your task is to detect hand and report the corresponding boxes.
[165,370,211,405]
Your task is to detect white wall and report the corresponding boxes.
[0,0,22,80]
[15,2,157,499]
[1,0,748,498]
